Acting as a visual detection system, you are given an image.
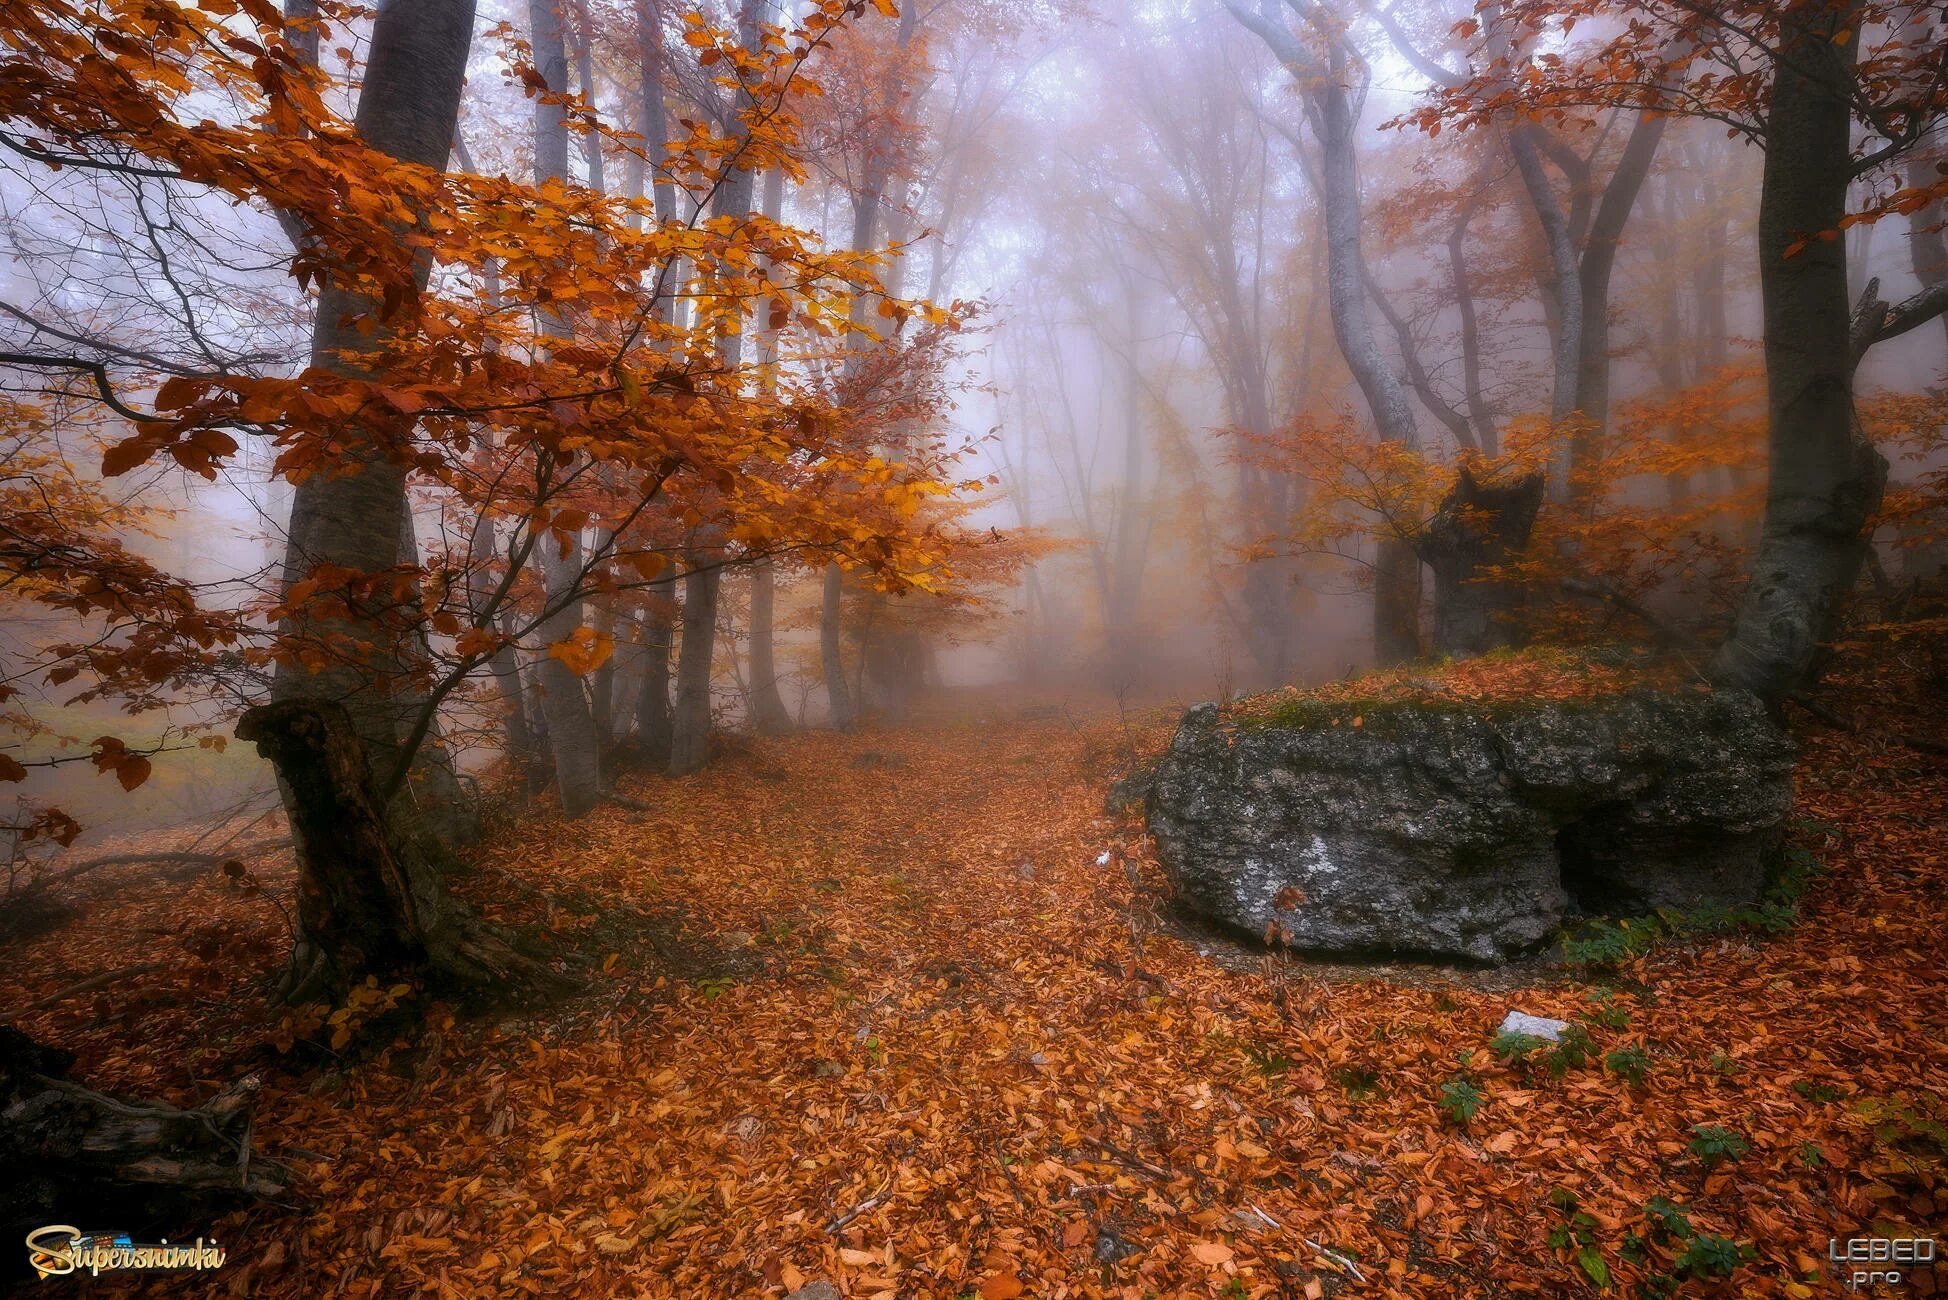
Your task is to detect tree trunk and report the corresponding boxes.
[270,0,490,987]
[1304,38,1421,663]
[745,162,794,737]
[1572,106,1668,487]
[1906,150,1948,362]
[668,562,720,774]
[635,578,675,765]
[1419,466,1546,656]
[526,0,606,816]
[238,701,568,1004]
[666,1,760,771]
[1710,6,1887,702]
[747,557,793,733]
[1373,538,1422,666]
[821,561,854,729]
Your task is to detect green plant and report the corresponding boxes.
[1547,1024,1597,1076]
[1641,1196,1692,1240]
[1491,1029,1549,1064]
[1706,1050,1741,1078]
[1604,1046,1651,1088]
[1333,1062,1383,1100]
[1560,842,1826,970]
[1674,1234,1750,1278]
[694,976,736,1001]
[1792,1079,1843,1104]
[1438,1076,1484,1127]
[1243,1042,1294,1076]
[1546,1190,1610,1289]
[1688,1124,1749,1168]
[1583,992,1631,1031]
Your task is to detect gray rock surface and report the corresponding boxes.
[1498,1011,1570,1042]
[1145,688,1794,962]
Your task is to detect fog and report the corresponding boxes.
[3,0,1945,842]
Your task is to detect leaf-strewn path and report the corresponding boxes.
[8,658,1945,1298]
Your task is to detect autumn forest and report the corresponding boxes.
[1,0,1945,1295]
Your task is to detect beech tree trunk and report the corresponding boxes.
[821,561,855,729]
[1711,6,1887,701]
[268,0,498,992]
[239,701,568,1004]
[669,561,720,774]
[748,557,793,733]
[635,579,676,765]
[1907,151,1948,361]
[1419,467,1546,656]
[1571,107,1668,483]
[667,0,760,771]
[527,0,605,816]
[1224,6,1422,664]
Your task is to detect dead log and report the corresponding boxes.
[0,1025,285,1240]
[236,698,575,1006]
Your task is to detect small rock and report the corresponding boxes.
[1103,763,1157,815]
[1016,860,1036,880]
[1498,1010,1570,1042]
[786,1284,841,1300]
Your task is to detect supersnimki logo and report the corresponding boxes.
[24,1225,226,1280]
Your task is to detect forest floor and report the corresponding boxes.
[5,635,1946,1298]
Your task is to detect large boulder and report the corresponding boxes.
[1145,686,1794,963]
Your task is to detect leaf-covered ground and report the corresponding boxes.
[6,645,1945,1298]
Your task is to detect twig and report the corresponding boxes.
[1785,693,1948,756]
[1305,1238,1366,1284]
[38,839,291,891]
[0,961,175,1019]
[602,791,657,812]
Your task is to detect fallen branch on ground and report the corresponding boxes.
[0,961,177,1021]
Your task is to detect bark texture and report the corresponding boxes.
[747,557,793,734]
[528,0,606,816]
[1419,466,1546,656]
[821,561,855,729]
[1711,7,1888,701]
[1,1027,284,1240]
[239,700,568,1004]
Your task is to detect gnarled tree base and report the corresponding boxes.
[1419,465,1546,658]
[238,699,574,1007]
[0,1025,284,1245]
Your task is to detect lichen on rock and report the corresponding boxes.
[1145,662,1795,963]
